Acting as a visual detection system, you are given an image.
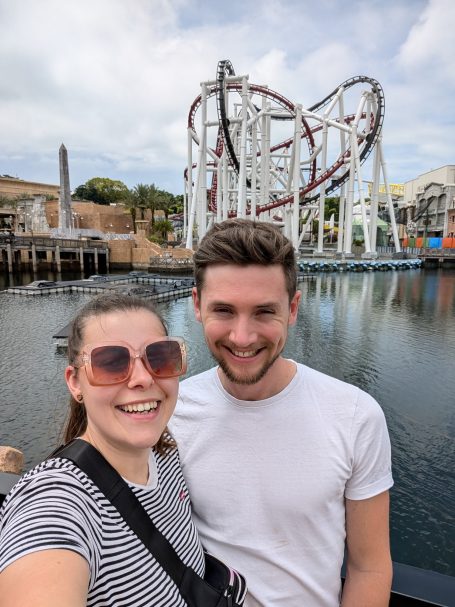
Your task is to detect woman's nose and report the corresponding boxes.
[127,355,155,389]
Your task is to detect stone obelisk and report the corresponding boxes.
[58,143,72,230]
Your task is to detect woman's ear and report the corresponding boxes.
[65,366,81,401]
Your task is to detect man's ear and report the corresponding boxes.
[192,286,202,322]
[288,290,301,326]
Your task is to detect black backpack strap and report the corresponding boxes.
[52,439,187,587]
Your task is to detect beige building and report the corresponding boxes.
[403,166,455,238]
[0,176,60,199]
[448,208,455,239]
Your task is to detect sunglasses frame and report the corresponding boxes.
[73,337,187,386]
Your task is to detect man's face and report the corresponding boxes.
[193,264,300,387]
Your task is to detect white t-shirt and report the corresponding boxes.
[169,362,393,607]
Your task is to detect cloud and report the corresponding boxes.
[0,0,453,190]
[397,0,455,83]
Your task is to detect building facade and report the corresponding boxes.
[0,176,60,199]
[403,166,455,238]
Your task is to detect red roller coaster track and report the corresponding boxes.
[186,60,385,218]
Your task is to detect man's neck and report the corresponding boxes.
[217,357,297,401]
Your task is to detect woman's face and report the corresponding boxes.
[65,309,179,458]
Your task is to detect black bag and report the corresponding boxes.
[50,440,247,607]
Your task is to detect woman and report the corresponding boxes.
[0,293,205,606]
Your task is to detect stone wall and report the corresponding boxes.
[44,200,135,233]
[108,232,193,269]
[108,239,134,266]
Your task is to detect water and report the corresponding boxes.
[0,268,454,576]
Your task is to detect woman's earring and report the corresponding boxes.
[75,394,84,403]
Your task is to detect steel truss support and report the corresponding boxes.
[184,61,396,256]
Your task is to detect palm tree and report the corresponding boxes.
[147,184,162,227]
[125,190,138,233]
[155,189,174,220]
[131,183,150,221]
[152,218,174,241]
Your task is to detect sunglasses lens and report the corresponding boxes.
[145,340,183,377]
[91,345,131,384]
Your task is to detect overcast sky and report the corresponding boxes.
[1,0,454,194]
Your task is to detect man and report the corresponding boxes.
[169,218,393,606]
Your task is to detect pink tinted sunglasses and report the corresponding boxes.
[74,337,187,386]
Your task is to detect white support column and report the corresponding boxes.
[185,128,192,241]
[198,83,208,239]
[344,92,367,255]
[337,93,347,254]
[337,182,346,254]
[369,141,381,251]
[216,160,222,223]
[316,118,329,254]
[259,96,267,207]
[344,135,356,254]
[285,206,292,239]
[237,76,249,218]
[379,141,401,252]
[183,177,187,240]
[298,208,316,247]
[186,84,207,249]
[292,104,302,250]
[222,151,229,220]
[260,103,271,206]
[350,136,370,254]
[352,136,372,254]
[250,112,258,219]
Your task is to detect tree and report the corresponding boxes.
[155,189,175,220]
[131,183,151,220]
[151,219,174,242]
[125,183,182,232]
[73,177,129,206]
[124,190,137,233]
[170,194,184,215]
[147,184,163,227]
[324,197,340,222]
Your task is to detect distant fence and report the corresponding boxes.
[402,237,455,249]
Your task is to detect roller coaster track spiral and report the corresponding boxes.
[187,60,385,218]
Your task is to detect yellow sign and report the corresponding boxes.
[367,183,404,197]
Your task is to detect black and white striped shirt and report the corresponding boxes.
[0,448,205,606]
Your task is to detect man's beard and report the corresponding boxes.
[211,349,282,386]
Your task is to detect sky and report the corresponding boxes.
[1,0,454,195]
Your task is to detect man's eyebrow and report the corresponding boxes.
[257,301,279,307]
[207,300,232,307]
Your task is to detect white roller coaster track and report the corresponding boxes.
[184,60,400,257]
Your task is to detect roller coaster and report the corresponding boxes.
[184,60,401,256]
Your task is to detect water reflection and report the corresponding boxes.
[0,268,454,575]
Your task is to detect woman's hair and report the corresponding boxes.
[194,218,297,301]
[62,292,176,455]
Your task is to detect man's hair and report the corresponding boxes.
[194,218,297,300]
